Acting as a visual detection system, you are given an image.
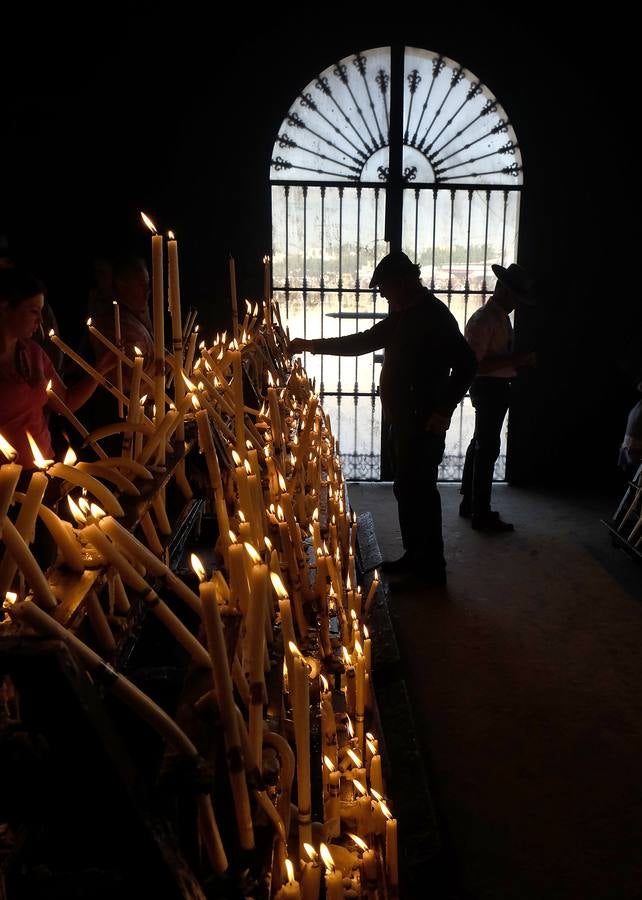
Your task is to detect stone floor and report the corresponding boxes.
[348,481,642,900]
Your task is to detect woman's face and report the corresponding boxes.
[0,293,45,340]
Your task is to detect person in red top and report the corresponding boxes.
[0,268,113,470]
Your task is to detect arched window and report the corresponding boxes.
[271,46,523,480]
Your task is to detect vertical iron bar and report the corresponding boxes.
[431,188,438,290]
[320,186,326,397]
[447,188,455,306]
[481,189,490,296]
[284,185,290,317]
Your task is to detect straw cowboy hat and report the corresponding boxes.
[491,262,537,305]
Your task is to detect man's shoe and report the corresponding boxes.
[471,513,514,532]
[381,552,415,575]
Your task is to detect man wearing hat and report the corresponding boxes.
[289,250,477,587]
[460,262,537,532]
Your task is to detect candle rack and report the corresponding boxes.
[1,280,404,898]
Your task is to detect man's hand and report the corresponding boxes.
[289,337,311,355]
[425,411,451,435]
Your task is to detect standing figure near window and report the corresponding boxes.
[460,263,537,532]
[289,251,477,588]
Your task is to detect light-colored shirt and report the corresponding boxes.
[0,339,56,467]
[464,296,515,378]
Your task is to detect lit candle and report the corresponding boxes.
[385,812,398,887]
[354,639,365,754]
[0,436,23,522]
[195,406,231,556]
[290,647,312,858]
[369,752,384,796]
[230,339,245,457]
[319,844,343,900]
[228,531,251,615]
[123,346,144,457]
[263,254,271,305]
[244,542,268,765]
[0,468,48,596]
[299,844,320,900]
[364,569,380,618]
[140,212,166,436]
[274,858,301,900]
[191,555,254,850]
[348,833,378,885]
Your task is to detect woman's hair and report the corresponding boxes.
[0,267,46,306]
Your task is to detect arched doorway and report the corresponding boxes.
[271,45,523,480]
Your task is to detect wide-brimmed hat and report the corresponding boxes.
[369,251,421,288]
[491,263,537,305]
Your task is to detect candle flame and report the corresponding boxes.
[350,609,358,622]
[353,779,367,797]
[284,859,295,885]
[244,459,252,475]
[26,432,53,469]
[4,591,18,608]
[91,503,105,519]
[0,433,17,461]
[190,553,205,582]
[355,640,363,657]
[288,640,303,658]
[140,211,157,234]
[319,843,335,872]
[67,495,86,525]
[181,371,198,391]
[276,505,285,522]
[63,446,77,466]
[48,329,55,337]
[191,395,201,410]
[363,625,369,639]
[238,509,246,523]
[244,542,261,564]
[232,449,242,466]
[379,799,393,820]
[320,674,329,692]
[134,345,143,357]
[323,755,335,772]
[370,788,383,802]
[348,833,369,852]
[346,715,354,738]
[347,748,362,768]
[228,530,238,543]
[264,536,273,552]
[168,230,175,240]
[86,317,92,326]
[46,379,53,393]
[78,497,91,514]
[303,843,318,862]
[277,473,287,492]
[342,646,351,665]
[270,572,288,598]
[139,394,147,406]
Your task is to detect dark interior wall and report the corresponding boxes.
[2,9,638,487]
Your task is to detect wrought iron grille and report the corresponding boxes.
[271,46,523,481]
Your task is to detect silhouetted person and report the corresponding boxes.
[460,262,537,531]
[290,251,477,587]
